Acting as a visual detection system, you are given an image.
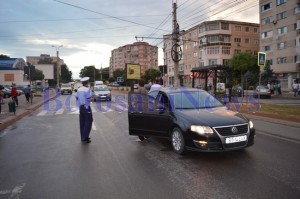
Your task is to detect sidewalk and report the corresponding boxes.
[0,89,57,131]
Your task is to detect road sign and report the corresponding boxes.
[117,76,124,83]
[258,52,266,69]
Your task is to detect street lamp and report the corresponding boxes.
[52,45,63,88]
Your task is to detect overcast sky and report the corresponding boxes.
[0,0,259,79]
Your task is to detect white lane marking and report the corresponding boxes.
[0,183,26,199]
[92,122,97,131]
[36,110,48,116]
[55,108,64,115]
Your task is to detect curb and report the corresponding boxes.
[0,93,58,131]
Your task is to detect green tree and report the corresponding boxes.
[143,68,161,83]
[31,69,44,81]
[79,65,102,82]
[0,54,10,58]
[261,61,276,85]
[61,64,72,83]
[229,52,259,88]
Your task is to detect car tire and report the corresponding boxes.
[171,127,186,155]
[138,136,145,141]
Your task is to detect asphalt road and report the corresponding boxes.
[0,94,299,199]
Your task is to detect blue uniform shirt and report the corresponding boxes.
[76,86,92,106]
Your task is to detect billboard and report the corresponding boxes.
[126,64,141,80]
[35,64,54,80]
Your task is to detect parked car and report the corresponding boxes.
[253,85,271,99]
[92,85,111,101]
[128,88,255,154]
[1,87,11,98]
[60,83,72,95]
[232,85,244,97]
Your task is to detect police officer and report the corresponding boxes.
[76,77,94,143]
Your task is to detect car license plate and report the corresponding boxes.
[225,135,247,144]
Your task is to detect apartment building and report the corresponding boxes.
[26,54,65,67]
[109,42,158,78]
[164,20,260,87]
[260,0,300,89]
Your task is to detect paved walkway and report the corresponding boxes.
[0,89,57,131]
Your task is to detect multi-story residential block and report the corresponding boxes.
[26,54,65,67]
[109,42,158,78]
[260,0,300,89]
[164,20,260,87]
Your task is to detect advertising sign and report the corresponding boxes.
[258,52,266,69]
[126,64,141,80]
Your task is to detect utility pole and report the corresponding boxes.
[52,45,63,88]
[100,64,103,80]
[171,2,181,88]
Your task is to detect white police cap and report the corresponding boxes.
[80,77,90,82]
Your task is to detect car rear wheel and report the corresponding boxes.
[171,127,186,155]
[138,136,145,141]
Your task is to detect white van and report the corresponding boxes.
[95,81,103,86]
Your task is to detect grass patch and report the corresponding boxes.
[228,103,300,117]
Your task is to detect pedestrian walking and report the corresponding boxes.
[24,85,31,103]
[76,77,94,143]
[292,80,298,97]
[277,81,282,95]
[10,83,18,106]
[149,79,163,92]
[274,82,279,95]
[136,79,148,95]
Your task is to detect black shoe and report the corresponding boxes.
[83,139,91,143]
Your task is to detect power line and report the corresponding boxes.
[0,15,168,23]
[53,0,170,32]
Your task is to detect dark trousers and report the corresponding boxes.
[12,96,18,106]
[79,105,93,140]
[25,93,30,102]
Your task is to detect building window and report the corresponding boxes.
[254,39,259,45]
[199,25,205,33]
[296,20,300,30]
[262,16,273,25]
[223,59,230,65]
[277,26,287,35]
[245,38,250,44]
[264,45,271,51]
[254,28,258,33]
[277,41,287,49]
[222,47,230,54]
[261,2,272,12]
[277,57,287,64]
[295,5,300,14]
[276,11,287,20]
[235,26,241,31]
[4,74,14,81]
[200,61,204,67]
[276,0,286,6]
[234,49,241,54]
[267,59,273,65]
[208,23,219,31]
[221,23,229,30]
[295,55,300,63]
[193,52,198,57]
[234,37,241,43]
[209,59,217,65]
[245,27,250,32]
[207,47,219,54]
[261,31,273,39]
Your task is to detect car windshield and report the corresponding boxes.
[169,91,223,109]
[61,84,70,88]
[94,86,109,91]
[257,85,268,89]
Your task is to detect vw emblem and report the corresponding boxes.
[231,126,238,134]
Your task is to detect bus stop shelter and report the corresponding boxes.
[191,65,232,100]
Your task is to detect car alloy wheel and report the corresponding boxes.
[138,136,145,141]
[171,127,186,155]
